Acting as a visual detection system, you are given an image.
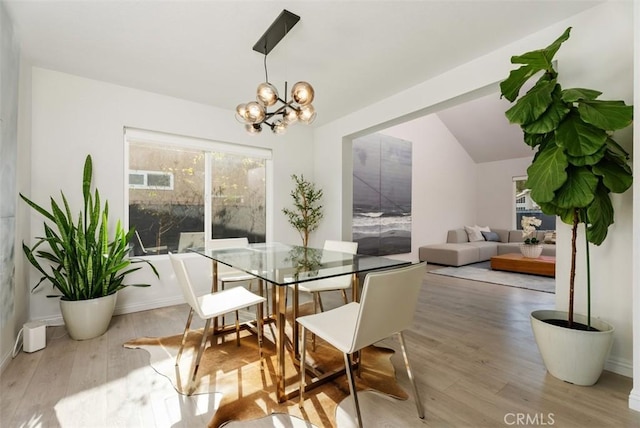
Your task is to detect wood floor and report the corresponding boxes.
[2,267,639,427]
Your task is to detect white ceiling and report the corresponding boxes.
[4,0,602,162]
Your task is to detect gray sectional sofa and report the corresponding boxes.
[418,228,555,267]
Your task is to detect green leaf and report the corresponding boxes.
[538,201,574,225]
[586,184,614,245]
[592,158,633,193]
[604,137,631,161]
[561,88,602,103]
[82,154,92,207]
[554,166,599,209]
[578,100,633,131]
[19,193,56,223]
[500,65,538,102]
[522,88,570,134]
[523,132,552,149]
[505,80,556,125]
[566,144,606,166]
[511,27,571,68]
[556,111,608,156]
[526,143,568,204]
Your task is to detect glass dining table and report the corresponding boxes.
[190,241,410,402]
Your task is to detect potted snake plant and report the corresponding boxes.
[21,155,159,340]
[500,27,633,385]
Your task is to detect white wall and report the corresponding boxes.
[24,67,315,322]
[382,115,478,254]
[476,157,533,229]
[313,1,635,379]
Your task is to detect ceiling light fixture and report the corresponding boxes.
[235,10,316,135]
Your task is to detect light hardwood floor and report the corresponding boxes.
[2,267,639,427]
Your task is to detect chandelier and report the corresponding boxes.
[235,10,316,135]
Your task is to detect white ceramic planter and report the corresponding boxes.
[530,309,614,386]
[59,292,118,340]
[520,243,543,258]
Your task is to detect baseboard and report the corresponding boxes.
[629,388,640,412]
[30,295,186,327]
[113,295,185,316]
[605,355,633,378]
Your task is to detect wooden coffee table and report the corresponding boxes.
[490,253,555,277]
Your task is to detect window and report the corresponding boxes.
[513,176,556,231]
[125,129,271,256]
[128,170,174,190]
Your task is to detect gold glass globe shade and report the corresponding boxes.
[273,120,288,134]
[245,101,265,123]
[245,124,262,135]
[284,109,298,124]
[235,103,250,123]
[291,81,314,106]
[298,104,317,124]
[256,82,279,107]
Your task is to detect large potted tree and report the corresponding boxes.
[21,155,159,340]
[500,27,633,385]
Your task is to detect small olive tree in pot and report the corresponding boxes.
[500,27,633,385]
[282,174,323,247]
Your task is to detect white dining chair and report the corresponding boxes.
[208,237,263,326]
[208,237,257,290]
[169,253,266,395]
[291,240,358,313]
[297,262,426,428]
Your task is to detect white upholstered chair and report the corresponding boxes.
[208,237,262,325]
[169,253,266,395]
[292,240,358,313]
[208,237,256,289]
[297,262,426,428]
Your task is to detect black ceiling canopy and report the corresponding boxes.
[252,9,301,55]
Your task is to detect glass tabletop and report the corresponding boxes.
[189,242,410,286]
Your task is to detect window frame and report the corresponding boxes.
[124,127,274,256]
[128,169,175,190]
[513,175,527,229]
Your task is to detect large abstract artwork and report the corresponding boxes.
[1,5,19,327]
[352,133,412,256]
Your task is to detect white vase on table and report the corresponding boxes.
[520,243,543,258]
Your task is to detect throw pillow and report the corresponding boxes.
[464,225,484,242]
[482,231,500,242]
[544,231,556,244]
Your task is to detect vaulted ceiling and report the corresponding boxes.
[4,0,603,162]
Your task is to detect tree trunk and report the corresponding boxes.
[568,209,579,328]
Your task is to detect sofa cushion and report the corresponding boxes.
[481,231,500,242]
[467,241,499,260]
[419,244,479,266]
[508,230,526,243]
[464,225,489,242]
[464,225,482,242]
[491,228,510,243]
[447,229,469,243]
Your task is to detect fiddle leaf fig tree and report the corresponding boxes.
[500,27,633,328]
[282,174,324,247]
